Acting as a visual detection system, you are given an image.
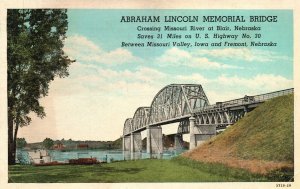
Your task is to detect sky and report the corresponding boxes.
[18,9,293,143]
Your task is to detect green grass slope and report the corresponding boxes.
[184,94,294,175]
[224,94,293,162]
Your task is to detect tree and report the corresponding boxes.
[42,138,54,149]
[16,138,27,149]
[7,9,74,164]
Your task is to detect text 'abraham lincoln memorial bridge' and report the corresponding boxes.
[122,84,293,160]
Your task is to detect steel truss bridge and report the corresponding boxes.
[124,84,293,136]
[123,84,293,158]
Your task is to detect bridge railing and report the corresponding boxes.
[253,88,294,102]
[194,88,294,112]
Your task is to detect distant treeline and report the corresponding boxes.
[25,138,122,150]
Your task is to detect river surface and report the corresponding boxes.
[16,149,187,164]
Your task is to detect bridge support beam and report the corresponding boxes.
[174,134,184,150]
[123,135,131,160]
[130,132,142,160]
[146,126,163,159]
[189,117,196,149]
[146,126,151,154]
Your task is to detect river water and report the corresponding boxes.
[16,149,187,164]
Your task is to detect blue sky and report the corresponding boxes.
[19,9,293,142]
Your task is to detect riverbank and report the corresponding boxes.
[9,157,281,183]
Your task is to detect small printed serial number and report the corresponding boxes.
[276,183,292,187]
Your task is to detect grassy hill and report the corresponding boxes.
[183,94,294,176]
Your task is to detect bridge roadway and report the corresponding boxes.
[122,84,293,160]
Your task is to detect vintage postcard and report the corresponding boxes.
[0,0,299,189]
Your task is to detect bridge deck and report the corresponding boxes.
[194,88,293,113]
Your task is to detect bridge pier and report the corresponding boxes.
[146,126,163,159]
[146,126,151,154]
[194,125,216,146]
[189,117,196,149]
[190,116,216,149]
[174,134,184,150]
[123,135,131,160]
[129,132,142,160]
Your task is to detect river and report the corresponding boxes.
[16,149,187,164]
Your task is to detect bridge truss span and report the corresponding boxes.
[194,108,246,130]
[123,118,133,136]
[149,84,210,125]
[132,107,150,132]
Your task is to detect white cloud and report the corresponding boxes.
[196,48,291,62]
[176,73,209,84]
[64,34,140,65]
[176,73,293,103]
[205,90,244,104]
[122,67,166,83]
[216,74,293,92]
[156,47,239,69]
[99,48,139,65]
[50,61,167,96]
